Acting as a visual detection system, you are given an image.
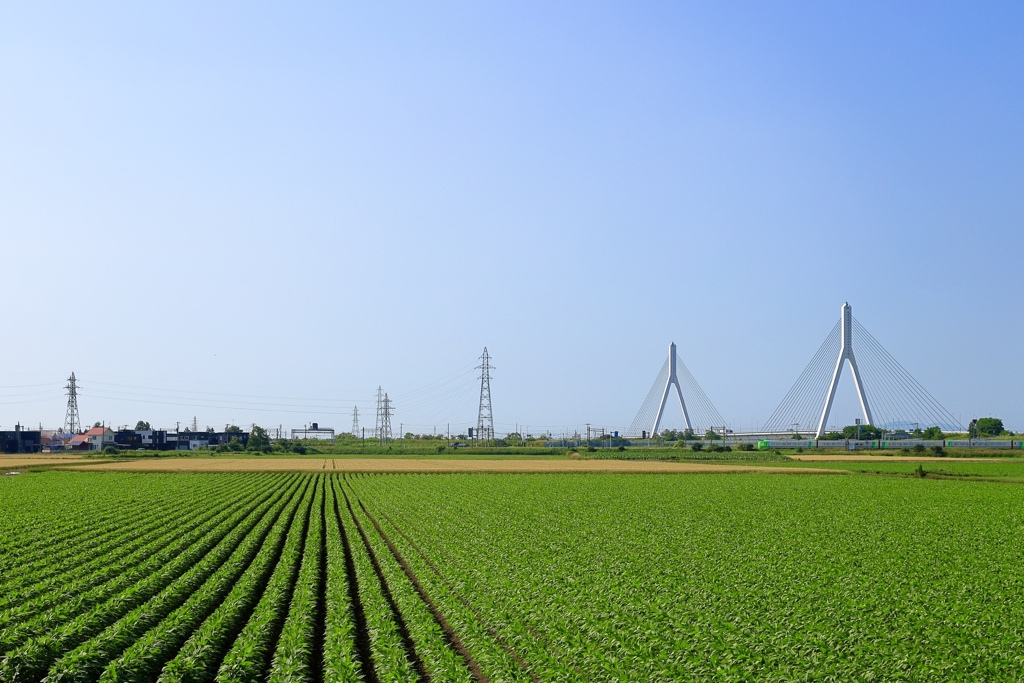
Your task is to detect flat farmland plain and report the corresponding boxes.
[1,471,1022,681]
[63,456,842,474]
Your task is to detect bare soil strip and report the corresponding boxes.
[62,458,846,474]
[1,456,96,468]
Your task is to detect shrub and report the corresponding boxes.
[690,443,703,452]
[737,443,755,452]
[102,445,121,455]
[617,445,626,452]
[913,444,926,453]
[931,445,946,457]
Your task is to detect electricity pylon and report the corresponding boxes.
[476,347,494,442]
[379,394,393,445]
[63,372,81,434]
[816,302,873,437]
[374,387,383,439]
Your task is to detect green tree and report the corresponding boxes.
[248,425,271,452]
[975,417,1005,437]
[704,429,722,441]
[134,421,152,431]
[839,424,883,440]
[921,426,943,440]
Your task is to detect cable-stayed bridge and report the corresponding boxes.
[626,304,961,439]
[626,342,725,438]
[762,303,961,436]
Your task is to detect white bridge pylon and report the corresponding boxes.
[628,340,725,438]
[816,302,873,437]
[652,342,691,435]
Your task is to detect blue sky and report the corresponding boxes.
[2,2,1021,434]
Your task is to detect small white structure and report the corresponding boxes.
[291,423,335,443]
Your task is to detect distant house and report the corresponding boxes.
[0,426,42,454]
[168,431,249,450]
[111,429,248,451]
[69,426,115,451]
[39,429,68,451]
[114,429,171,450]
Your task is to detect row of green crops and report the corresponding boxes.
[349,472,1024,681]
[2,470,1023,680]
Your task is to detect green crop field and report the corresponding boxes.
[1,471,1022,681]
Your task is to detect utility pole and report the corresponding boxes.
[351,405,359,436]
[63,372,81,434]
[476,347,495,443]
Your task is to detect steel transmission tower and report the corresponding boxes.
[351,405,359,436]
[63,372,81,434]
[476,347,494,442]
[379,394,393,445]
[816,302,873,437]
[375,387,383,438]
[652,342,691,435]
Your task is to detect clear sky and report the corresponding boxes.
[2,2,1021,435]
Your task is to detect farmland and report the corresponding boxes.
[58,456,841,475]
[1,471,1023,680]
